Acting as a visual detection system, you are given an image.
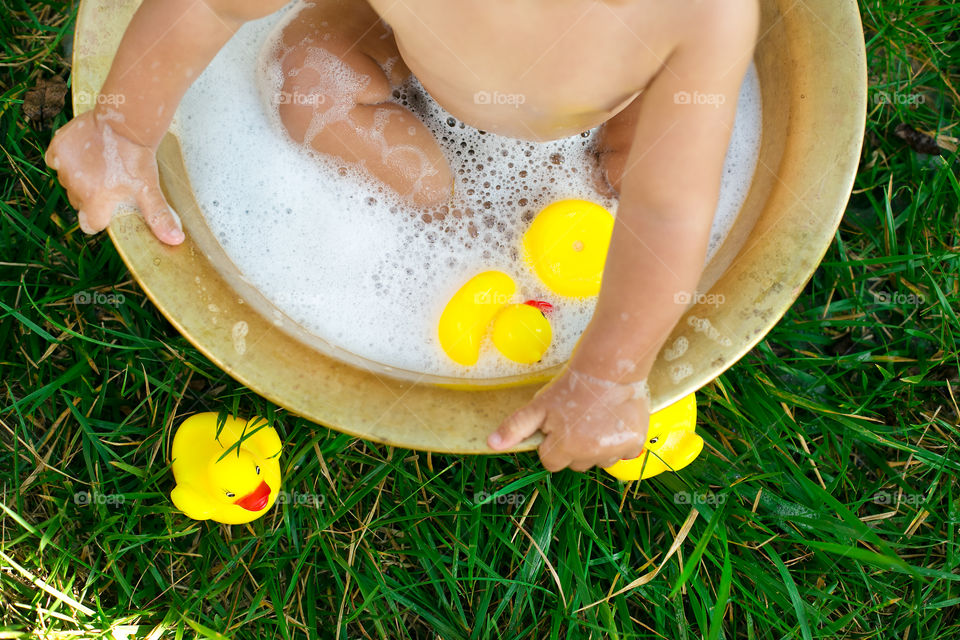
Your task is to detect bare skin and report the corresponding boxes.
[269,1,453,205]
[45,0,759,473]
[45,0,286,243]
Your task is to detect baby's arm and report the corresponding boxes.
[489,2,759,471]
[45,0,288,244]
[571,4,760,384]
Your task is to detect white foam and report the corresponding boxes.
[172,8,762,379]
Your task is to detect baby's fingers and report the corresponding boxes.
[489,403,547,451]
[135,183,185,245]
[77,210,99,234]
[75,197,116,235]
[44,125,71,169]
[537,431,573,472]
[44,144,60,171]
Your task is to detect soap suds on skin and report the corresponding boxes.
[597,431,637,448]
[172,7,762,378]
[292,46,371,144]
[98,109,147,226]
[265,29,440,202]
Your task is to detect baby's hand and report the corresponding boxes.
[45,109,184,245]
[488,369,649,472]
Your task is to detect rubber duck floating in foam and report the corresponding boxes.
[603,393,703,481]
[491,299,554,364]
[438,199,614,366]
[170,413,282,524]
[438,271,553,365]
[522,199,615,297]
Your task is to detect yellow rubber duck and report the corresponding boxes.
[438,198,613,365]
[170,413,282,524]
[522,199,615,297]
[439,272,554,365]
[439,271,516,366]
[491,301,553,364]
[603,393,703,481]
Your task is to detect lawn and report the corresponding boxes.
[1,0,959,638]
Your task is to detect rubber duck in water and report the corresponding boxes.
[170,413,282,524]
[491,300,553,364]
[438,271,553,365]
[522,199,615,297]
[603,393,703,481]
[438,199,619,365]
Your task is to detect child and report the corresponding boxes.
[45,0,759,472]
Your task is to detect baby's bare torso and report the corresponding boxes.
[369,0,683,140]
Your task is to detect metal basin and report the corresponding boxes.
[71,0,866,453]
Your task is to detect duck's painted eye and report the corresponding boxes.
[649,437,659,444]
[225,491,236,498]
[255,465,261,475]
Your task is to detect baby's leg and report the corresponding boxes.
[267,1,452,206]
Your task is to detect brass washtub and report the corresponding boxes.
[72,0,867,453]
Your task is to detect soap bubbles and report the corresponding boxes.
[173,8,761,379]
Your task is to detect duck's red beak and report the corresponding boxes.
[234,480,271,512]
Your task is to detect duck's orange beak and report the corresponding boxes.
[234,480,271,512]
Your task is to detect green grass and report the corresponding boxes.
[2,0,959,638]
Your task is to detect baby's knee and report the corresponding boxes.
[354,104,453,206]
[266,40,390,144]
[260,17,451,206]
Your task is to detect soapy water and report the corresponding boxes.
[172,7,762,379]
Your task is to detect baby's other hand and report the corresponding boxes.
[488,369,649,472]
[45,109,184,245]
